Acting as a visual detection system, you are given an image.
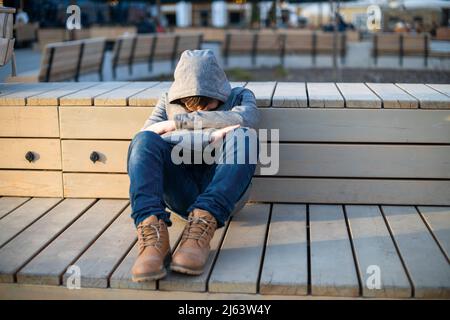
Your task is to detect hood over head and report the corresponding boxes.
[167,49,231,104]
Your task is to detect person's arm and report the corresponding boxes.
[173,89,260,130]
[140,93,169,131]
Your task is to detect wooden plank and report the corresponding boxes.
[259,109,450,143]
[244,82,277,107]
[0,171,63,197]
[0,138,61,170]
[59,82,130,106]
[0,84,43,99]
[26,83,97,106]
[256,144,450,179]
[345,205,411,298]
[62,205,136,288]
[417,206,450,260]
[366,83,418,109]
[336,83,381,108]
[158,217,226,292]
[110,214,186,290]
[309,205,359,297]
[307,83,344,108]
[0,107,59,138]
[271,82,307,108]
[250,178,450,205]
[396,83,450,109]
[426,84,450,97]
[0,198,95,283]
[94,82,159,106]
[0,198,62,248]
[61,140,129,173]
[382,206,450,298]
[259,204,308,295]
[59,107,153,139]
[208,203,270,294]
[128,82,171,107]
[0,83,66,106]
[17,199,129,285]
[0,197,30,220]
[63,173,129,199]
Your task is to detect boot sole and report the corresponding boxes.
[170,263,204,276]
[132,253,171,282]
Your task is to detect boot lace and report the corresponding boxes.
[182,216,215,243]
[138,223,162,252]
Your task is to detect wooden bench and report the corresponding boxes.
[14,22,38,47]
[373,33,430,66]
[224,30,347,66]
[111,33,202,79]
[0,82,449,299]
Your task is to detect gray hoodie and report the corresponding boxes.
[140,49,260,151]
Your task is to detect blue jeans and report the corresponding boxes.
[127,128,257,228]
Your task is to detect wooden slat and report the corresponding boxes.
[0,198,95,283]
[128,82,171,107]
[0,171,63,197]
[250,178,450,205]
[307,83,344,108]
[336,83,381,108]
[17,199,128,285]
[259,109,450,143]
[26,83,97,106]
[110,214,186,290]
[61,140,129,173]
[365,83,418,109]
[309,205,359,297]
[0,197,62,247]
[345,205,411,298]
[63,173,129,198]
[256,144,450,179]
[271,82,307,108]
[94,82,159,106]
[0,107,59,138]
[208,203,270,294]
[244,82,277,107]
[0,83,66,106]
[0,138,61,170]
[0,197,29,220]
[382,206,450,298]
[59,107,153,139]
[396,83,450,109]
[417,206,450,260]
[158,217,227,292]
[0,84,43,98]
[259,204,308,295]
[59,82,129,106]
[426,84,450,97]
[62,205,135,288]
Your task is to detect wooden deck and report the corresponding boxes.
[0,197,448,299]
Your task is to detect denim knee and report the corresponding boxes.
[127,131,165,169]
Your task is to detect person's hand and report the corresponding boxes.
[210,124,240,144]
[145,120,176,135]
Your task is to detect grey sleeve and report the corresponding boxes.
[140,93,168,131]
[173,89,260,130]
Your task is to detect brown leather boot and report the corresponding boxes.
[170,208,218,275]
[132,215,171,282]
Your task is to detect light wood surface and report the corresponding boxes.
[244,82,276,107]
[417,206,450,260]
[307,82,344,108]
[62,205,136,288]
[0,107,59,138]
[382,206,450,298]
[259,204,308,295]
[0,138,61,170]
[0,199,93,283]
[309,205,359,297]
[271,82,307,108]
[0,171,63,197]
[209,203,270,294]
[0,197,30,220]
[17,199,127,285]
[366,83,418,108]
[396,83,450,109]
[336,83,382,108]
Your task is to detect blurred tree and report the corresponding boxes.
[250,0,260,29]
